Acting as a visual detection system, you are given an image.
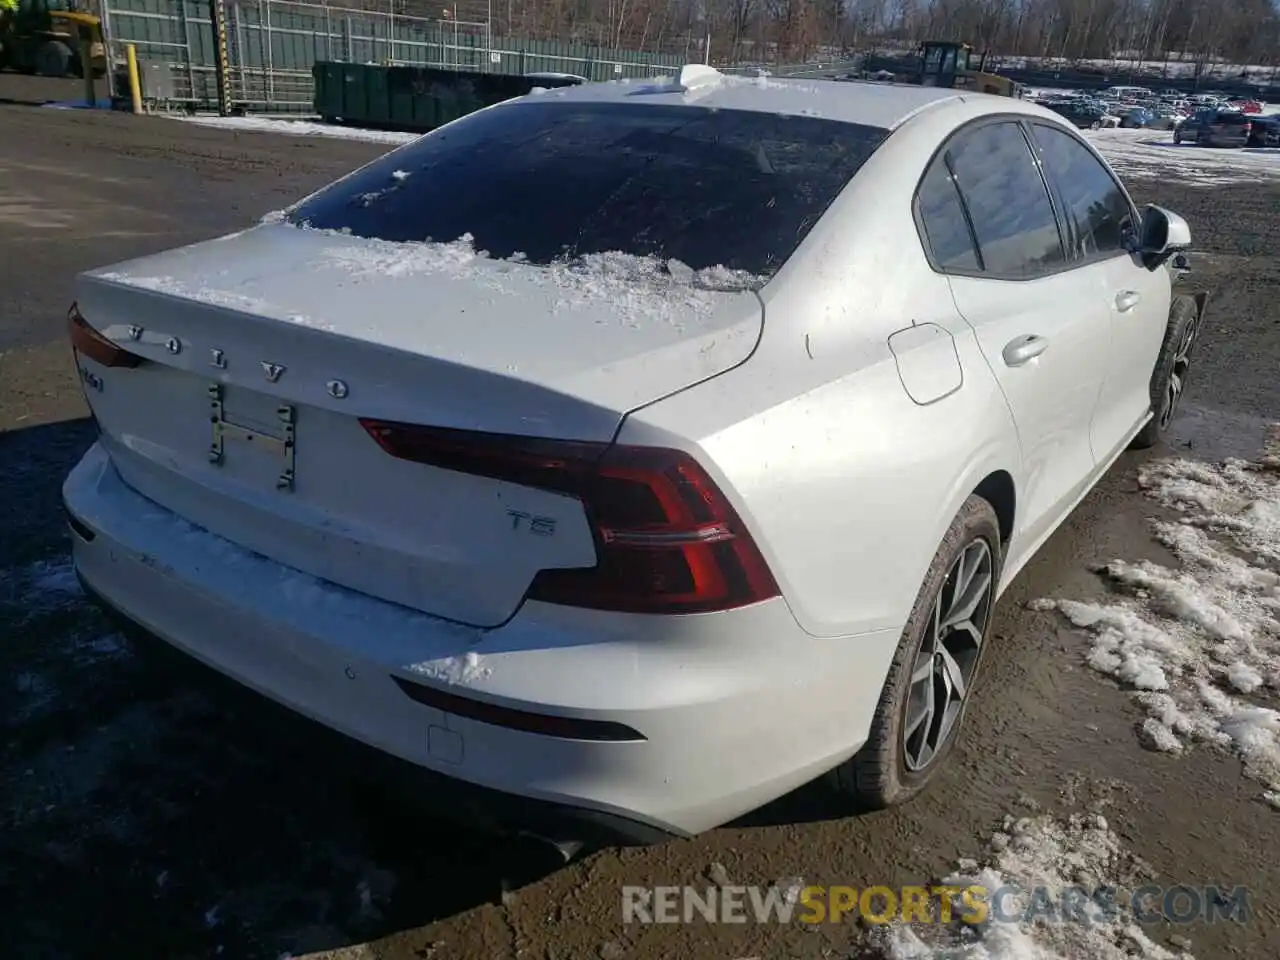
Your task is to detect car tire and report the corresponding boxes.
[829,495,1003,810]
[1129,293,1205,450]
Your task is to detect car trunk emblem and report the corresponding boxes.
[261,361,286,383]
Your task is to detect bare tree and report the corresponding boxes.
[375,0,1280,66]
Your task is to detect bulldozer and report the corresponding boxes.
[0,0,107,78]
[917,40,1023,98]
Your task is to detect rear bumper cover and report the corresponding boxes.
[77,572,676,848]
[64,443,900,839]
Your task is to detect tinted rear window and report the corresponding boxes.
[1214,113,1250,124]
[288,101,889,278]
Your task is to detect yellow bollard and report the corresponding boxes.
[125,43,143,115]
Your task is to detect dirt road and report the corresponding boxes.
[2,79,1279,960]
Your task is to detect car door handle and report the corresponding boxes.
[1002,334,1049,367]
[1115,290,1142,312]
[998,335,1049,371]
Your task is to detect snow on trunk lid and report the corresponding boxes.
[72,228,765,627]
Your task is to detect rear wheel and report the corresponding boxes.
[35,40,72,77]
[1129,294,1204,450]
[830,496,1002,810]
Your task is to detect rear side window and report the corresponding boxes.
[1215,113,1250,125]
[943,122,1066,279]
[1029,124,1134,260]
[915,161,979,272]
[288,101,890,279]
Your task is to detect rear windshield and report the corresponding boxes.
[287,100,889,279]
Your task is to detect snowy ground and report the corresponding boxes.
[867,433,1280,960]
[1084,128,1280,185]
[178,114,421,146]
[997,55,1279,83]
[1035,430,1280,810]
[879,809,1194,960]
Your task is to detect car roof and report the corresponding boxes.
[521,64,972,131]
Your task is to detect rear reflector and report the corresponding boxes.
[391,676,645,741]
[359,420,781,615]
[68,302,144,368]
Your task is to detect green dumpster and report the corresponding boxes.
[312,61,584,134]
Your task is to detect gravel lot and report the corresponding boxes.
[2,75,1279,960]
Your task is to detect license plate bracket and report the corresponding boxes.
[207,382,296,491]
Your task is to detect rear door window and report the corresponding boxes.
[288,101,890,280]
[914,159,980,272]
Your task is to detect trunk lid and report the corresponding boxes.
[75,224,763,627]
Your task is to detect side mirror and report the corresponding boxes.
[1138,204,1192,270]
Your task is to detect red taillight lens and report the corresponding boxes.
[68,302,143,368]
[359,420,780,615]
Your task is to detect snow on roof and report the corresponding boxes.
[523,63,968,131]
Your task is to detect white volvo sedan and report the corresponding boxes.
[64,65,1205,848]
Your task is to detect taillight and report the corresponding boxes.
[359,420,780,615]
[68,302,143,368]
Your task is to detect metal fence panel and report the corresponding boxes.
[102,0,686,112]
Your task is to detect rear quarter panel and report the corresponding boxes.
[618,99,1026,638]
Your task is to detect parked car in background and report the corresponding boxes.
[1117,106,1154,128]
[1174,109,1253,147]
[1042,99,1115,129]
[1147,107,1183,130]
[62,70,1204,843]
[1247,115,1280,147]
[1227,99,1264,114]
[1101,84,1153,101]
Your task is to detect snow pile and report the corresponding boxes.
[316,233,482,280]
[177,114,421,146]
[634,64,795,96]
[1001,54,1278,81]
[314,231,763,323]
[1084,129,1280,186]
[1034,433,1280,807]
[93,272,279,316]
[407,650,491,685]
[880,812,1191,960]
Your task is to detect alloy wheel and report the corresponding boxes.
[1160,313,1200,428]
[901,538,995,772]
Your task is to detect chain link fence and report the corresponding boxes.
[100,0,686,112]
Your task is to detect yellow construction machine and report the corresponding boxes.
[0,0,106,78]
[918,41,1023,98]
